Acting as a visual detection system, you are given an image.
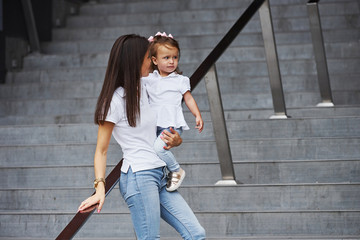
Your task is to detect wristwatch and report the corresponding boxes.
[93,178,106,188]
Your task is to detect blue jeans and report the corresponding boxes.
[119,167,205,240]
[154,127,183,172]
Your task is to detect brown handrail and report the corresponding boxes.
[56,160,123,239]
[190,0,266,90]
[56,0,266,238]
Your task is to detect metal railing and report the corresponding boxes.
[190,0,287,185]
[307,0,334,107]
[21,0,41,53]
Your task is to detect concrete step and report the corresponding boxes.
[41,33,360,54]
[1,89,360,117]
[1,136,360,167]
[51,15,360,41]
[1,210,359,238]
[1,183,359,212]
[1,159,359,189]
[22,43,360,70]
[1,117,359,145]
[11,59,360,93]
[78,0,252,15]
[1,105,360,125]
[78,0,358,16]
[2,72,359,101]
[65,2,359,28]
[6,50,360,83]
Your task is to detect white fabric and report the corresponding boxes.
[105,84,166,173]
[142,70,191,130]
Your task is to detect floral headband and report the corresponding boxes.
[148,32,174,42]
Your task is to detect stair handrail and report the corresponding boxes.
[56,160,123,239]
[56,0,278,238]
[190,0,266,89]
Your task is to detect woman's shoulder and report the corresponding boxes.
[112,87,125,103]
[114,87,125,96]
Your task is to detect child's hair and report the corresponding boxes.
[149,35,182,74]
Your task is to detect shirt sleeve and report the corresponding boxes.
[179,76,191,95]
[105,94,124,124]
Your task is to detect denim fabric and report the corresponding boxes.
[154,127,183,172]
[119,167,206,240]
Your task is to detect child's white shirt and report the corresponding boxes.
[142,70,190,130]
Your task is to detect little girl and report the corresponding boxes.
[143,32,204,191]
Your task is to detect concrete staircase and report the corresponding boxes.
[1,0,360,239]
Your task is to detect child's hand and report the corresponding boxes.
[195,116,204,133]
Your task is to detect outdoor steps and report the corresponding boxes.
[1,159,359,189]
[1,117,360,145]
[1,104,360,124]
[18,44,360,71]
[2,91,360,117]
[0,0,359,238]
[64,2,359,27]
[3,70,360,98]
[1,210,359,238]
[1,115,360,189]
[1,138,360,171]
[40,34,359,54]
[2,184,360,212]
[1,183,360,237]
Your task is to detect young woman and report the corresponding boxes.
[78,34,206,240]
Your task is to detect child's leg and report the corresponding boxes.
[153,127,182,172]
[154,127,186,192]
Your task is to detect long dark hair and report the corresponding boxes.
[94,34,149,127]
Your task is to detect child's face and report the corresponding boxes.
[152,45,179,77]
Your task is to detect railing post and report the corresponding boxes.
[204,64,237,185]
[21,0,41,53]
[259,0,288,119]
[307,0,334,107]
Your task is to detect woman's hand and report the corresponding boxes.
[161,128,182,150]
[78,184,105,213]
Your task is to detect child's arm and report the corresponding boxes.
[183,91,204,133]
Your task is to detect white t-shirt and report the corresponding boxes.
[142,70,190,130]
[105,84,166,173]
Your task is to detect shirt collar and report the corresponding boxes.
[153,70,178,78]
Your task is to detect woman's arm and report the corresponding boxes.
[183,91,204,132]
[78,121,114,213]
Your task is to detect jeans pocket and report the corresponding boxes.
[121,171,141,203]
